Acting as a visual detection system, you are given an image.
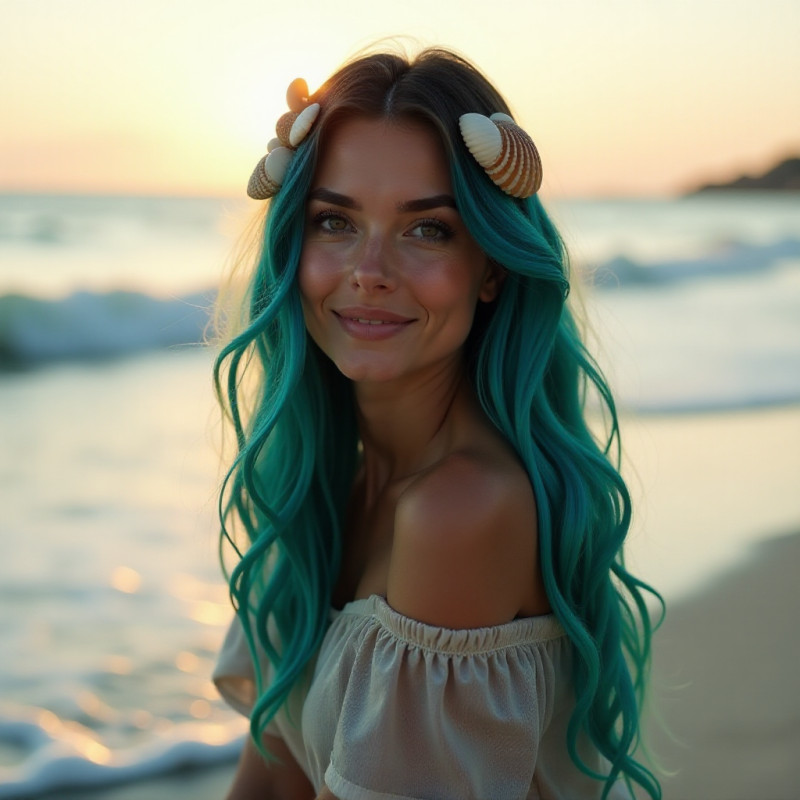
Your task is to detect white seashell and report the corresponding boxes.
[459,113,502,166]
[266,137,281,153]
[460,113,542,198]
[286,78,310,113]
[275,111,299,148]
[247,147,294,200]
[289,103,320,147]
[264,146,293,184]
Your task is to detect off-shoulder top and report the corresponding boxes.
[213,594,630,800]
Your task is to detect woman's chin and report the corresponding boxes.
[334,359,404,384]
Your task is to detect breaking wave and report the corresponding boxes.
[0,290,215,368]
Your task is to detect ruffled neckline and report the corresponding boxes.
[330,593,565,655]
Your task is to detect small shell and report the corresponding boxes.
[247,147,294,200]
[266,137,281,153]
[459,113,542,198]
[263,146,293,186]
[286,78,310,113]
[459,113,502,165]
[275,111,299,148]
[289,103,320,147]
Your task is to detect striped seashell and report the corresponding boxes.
[289,103,320,147]
[247,146,294,200]
[286,78,310,113]
[459,112,542,198]
[275,111,299,148]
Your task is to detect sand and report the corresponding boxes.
[45,528,800,800]
[642,529,800,800]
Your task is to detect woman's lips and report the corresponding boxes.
[334,307,415,340]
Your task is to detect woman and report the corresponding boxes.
[213,46,662,800]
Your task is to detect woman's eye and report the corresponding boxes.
[322,216,348,232]
[417,224,440,238]
[408,219,453,241]
[310,210,353,234]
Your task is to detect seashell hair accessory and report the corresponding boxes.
[458,112,542,198]
[247,79,320,200]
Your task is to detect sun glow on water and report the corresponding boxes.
[110,566,142,594]
[175,651,202,674]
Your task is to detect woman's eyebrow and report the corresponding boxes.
[397,195,457,212]
[307,189,457,214]
[308,188,361,209]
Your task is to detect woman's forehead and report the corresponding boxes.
[311,116,451,197]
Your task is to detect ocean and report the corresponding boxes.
[1,192,799,797]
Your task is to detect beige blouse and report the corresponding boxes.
[213,594,631,799]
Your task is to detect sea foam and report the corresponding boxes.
[0,707,244,799]
[0,290,215,368]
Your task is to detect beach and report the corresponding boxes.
[2,193,799,799]
[50,535,800,800]
[23,403,799,800]
[39,520,800,800]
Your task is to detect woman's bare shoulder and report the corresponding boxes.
[386,449,542,629]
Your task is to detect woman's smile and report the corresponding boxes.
[334,306,417,340]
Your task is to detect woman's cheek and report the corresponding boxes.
[298,246,343,303]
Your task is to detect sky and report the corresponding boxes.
[1,0,798,198]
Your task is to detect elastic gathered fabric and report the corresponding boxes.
[214,595,631,800]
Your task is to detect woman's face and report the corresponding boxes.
[298,116,499,385]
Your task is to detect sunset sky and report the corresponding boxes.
[1,0,798,197]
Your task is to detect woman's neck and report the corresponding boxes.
[354,360,472,497]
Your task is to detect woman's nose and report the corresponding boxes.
[349,237,396,292]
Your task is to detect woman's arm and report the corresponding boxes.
[225,734,315,800]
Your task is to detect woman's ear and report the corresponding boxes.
[478,259,506,303]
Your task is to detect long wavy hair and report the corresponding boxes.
[215,46,663,799]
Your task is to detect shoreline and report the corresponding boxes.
[618,404,800,606]
[37,528,800,800]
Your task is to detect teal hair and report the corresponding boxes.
[215,48,663,799]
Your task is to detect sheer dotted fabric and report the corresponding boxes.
[214,595,631,799]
